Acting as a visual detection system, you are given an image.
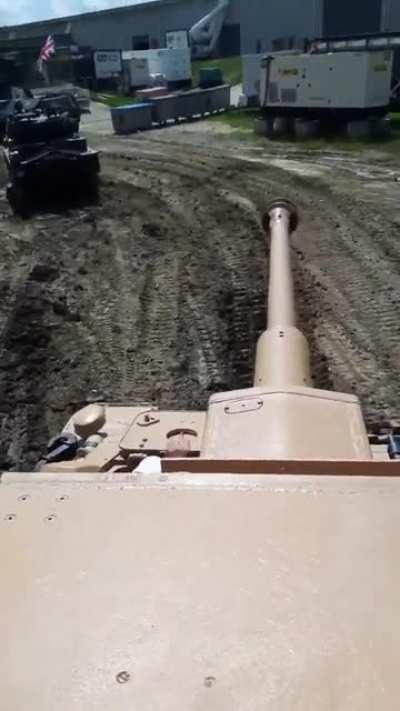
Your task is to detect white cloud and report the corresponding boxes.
[50,0,143,13]
[0,0,153,25]
[0,0,34,24]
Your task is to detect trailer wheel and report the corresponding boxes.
[273,117,291,138]
[85,173,100,202]
[346,120,371,139]
[254,118,274,138]
[294,119,320,140]
[369,117,391,139]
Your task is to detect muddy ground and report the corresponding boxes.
[1,119,400,470]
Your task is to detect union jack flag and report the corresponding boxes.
[39,36,56,62]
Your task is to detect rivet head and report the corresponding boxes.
[18,495,30,502]
[45,514,57,523]
[116,671,130,684]
[4,513,16,521]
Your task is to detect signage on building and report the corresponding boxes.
[165,30,189,50]
[93,50,122,79]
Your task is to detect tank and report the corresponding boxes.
[3,99,100,216]
[1,200,400,709]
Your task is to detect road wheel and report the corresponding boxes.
[7,183,30,218]
[85,172,100,202]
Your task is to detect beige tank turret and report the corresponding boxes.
[201,198,372,461]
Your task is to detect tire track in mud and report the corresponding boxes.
[0,139,400,469]
[104,152,267,404]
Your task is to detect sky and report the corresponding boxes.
[0,0,155,25]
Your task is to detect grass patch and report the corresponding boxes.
[211,108,400,158]
[390,111,400,130]
[92,92,135,108]
[192,56,242,87]
[211,108,257,131]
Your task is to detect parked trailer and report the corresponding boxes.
[111,103,152,134]
[174,85,230,120]
[204,84,230,113]
[111,85,230,135]
[175,89,207,119]
[258,50,393,138]
[148,94,179,125]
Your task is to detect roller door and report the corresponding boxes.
[324,0,381,37]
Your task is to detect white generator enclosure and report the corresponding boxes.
[166,30,189,50]
[123,56,151,88]
[123,49,191,89]
[156,48,192,84]
[242,54,263,102]
[260,51,393,113]
[93,50,122,80]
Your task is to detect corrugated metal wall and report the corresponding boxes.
[237,0,320,54]
[219,24,241,56]
[72,0,216,50]
[0,0,321,56]
[5,0,400,60]
[323,0,382,36]
[0,0,219,51]
[382,0,400,31]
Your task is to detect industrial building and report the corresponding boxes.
[0,0,400,58]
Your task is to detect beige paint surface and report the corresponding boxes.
[0,474,399,709]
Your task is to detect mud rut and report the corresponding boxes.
[0,138,399,470]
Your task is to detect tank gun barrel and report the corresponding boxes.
[254,199,313,388]
[266,200,297,328]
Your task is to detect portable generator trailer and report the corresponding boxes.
[257,49,393,139]
[307,31,400,110]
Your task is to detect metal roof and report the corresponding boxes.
[0,0,183,34]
